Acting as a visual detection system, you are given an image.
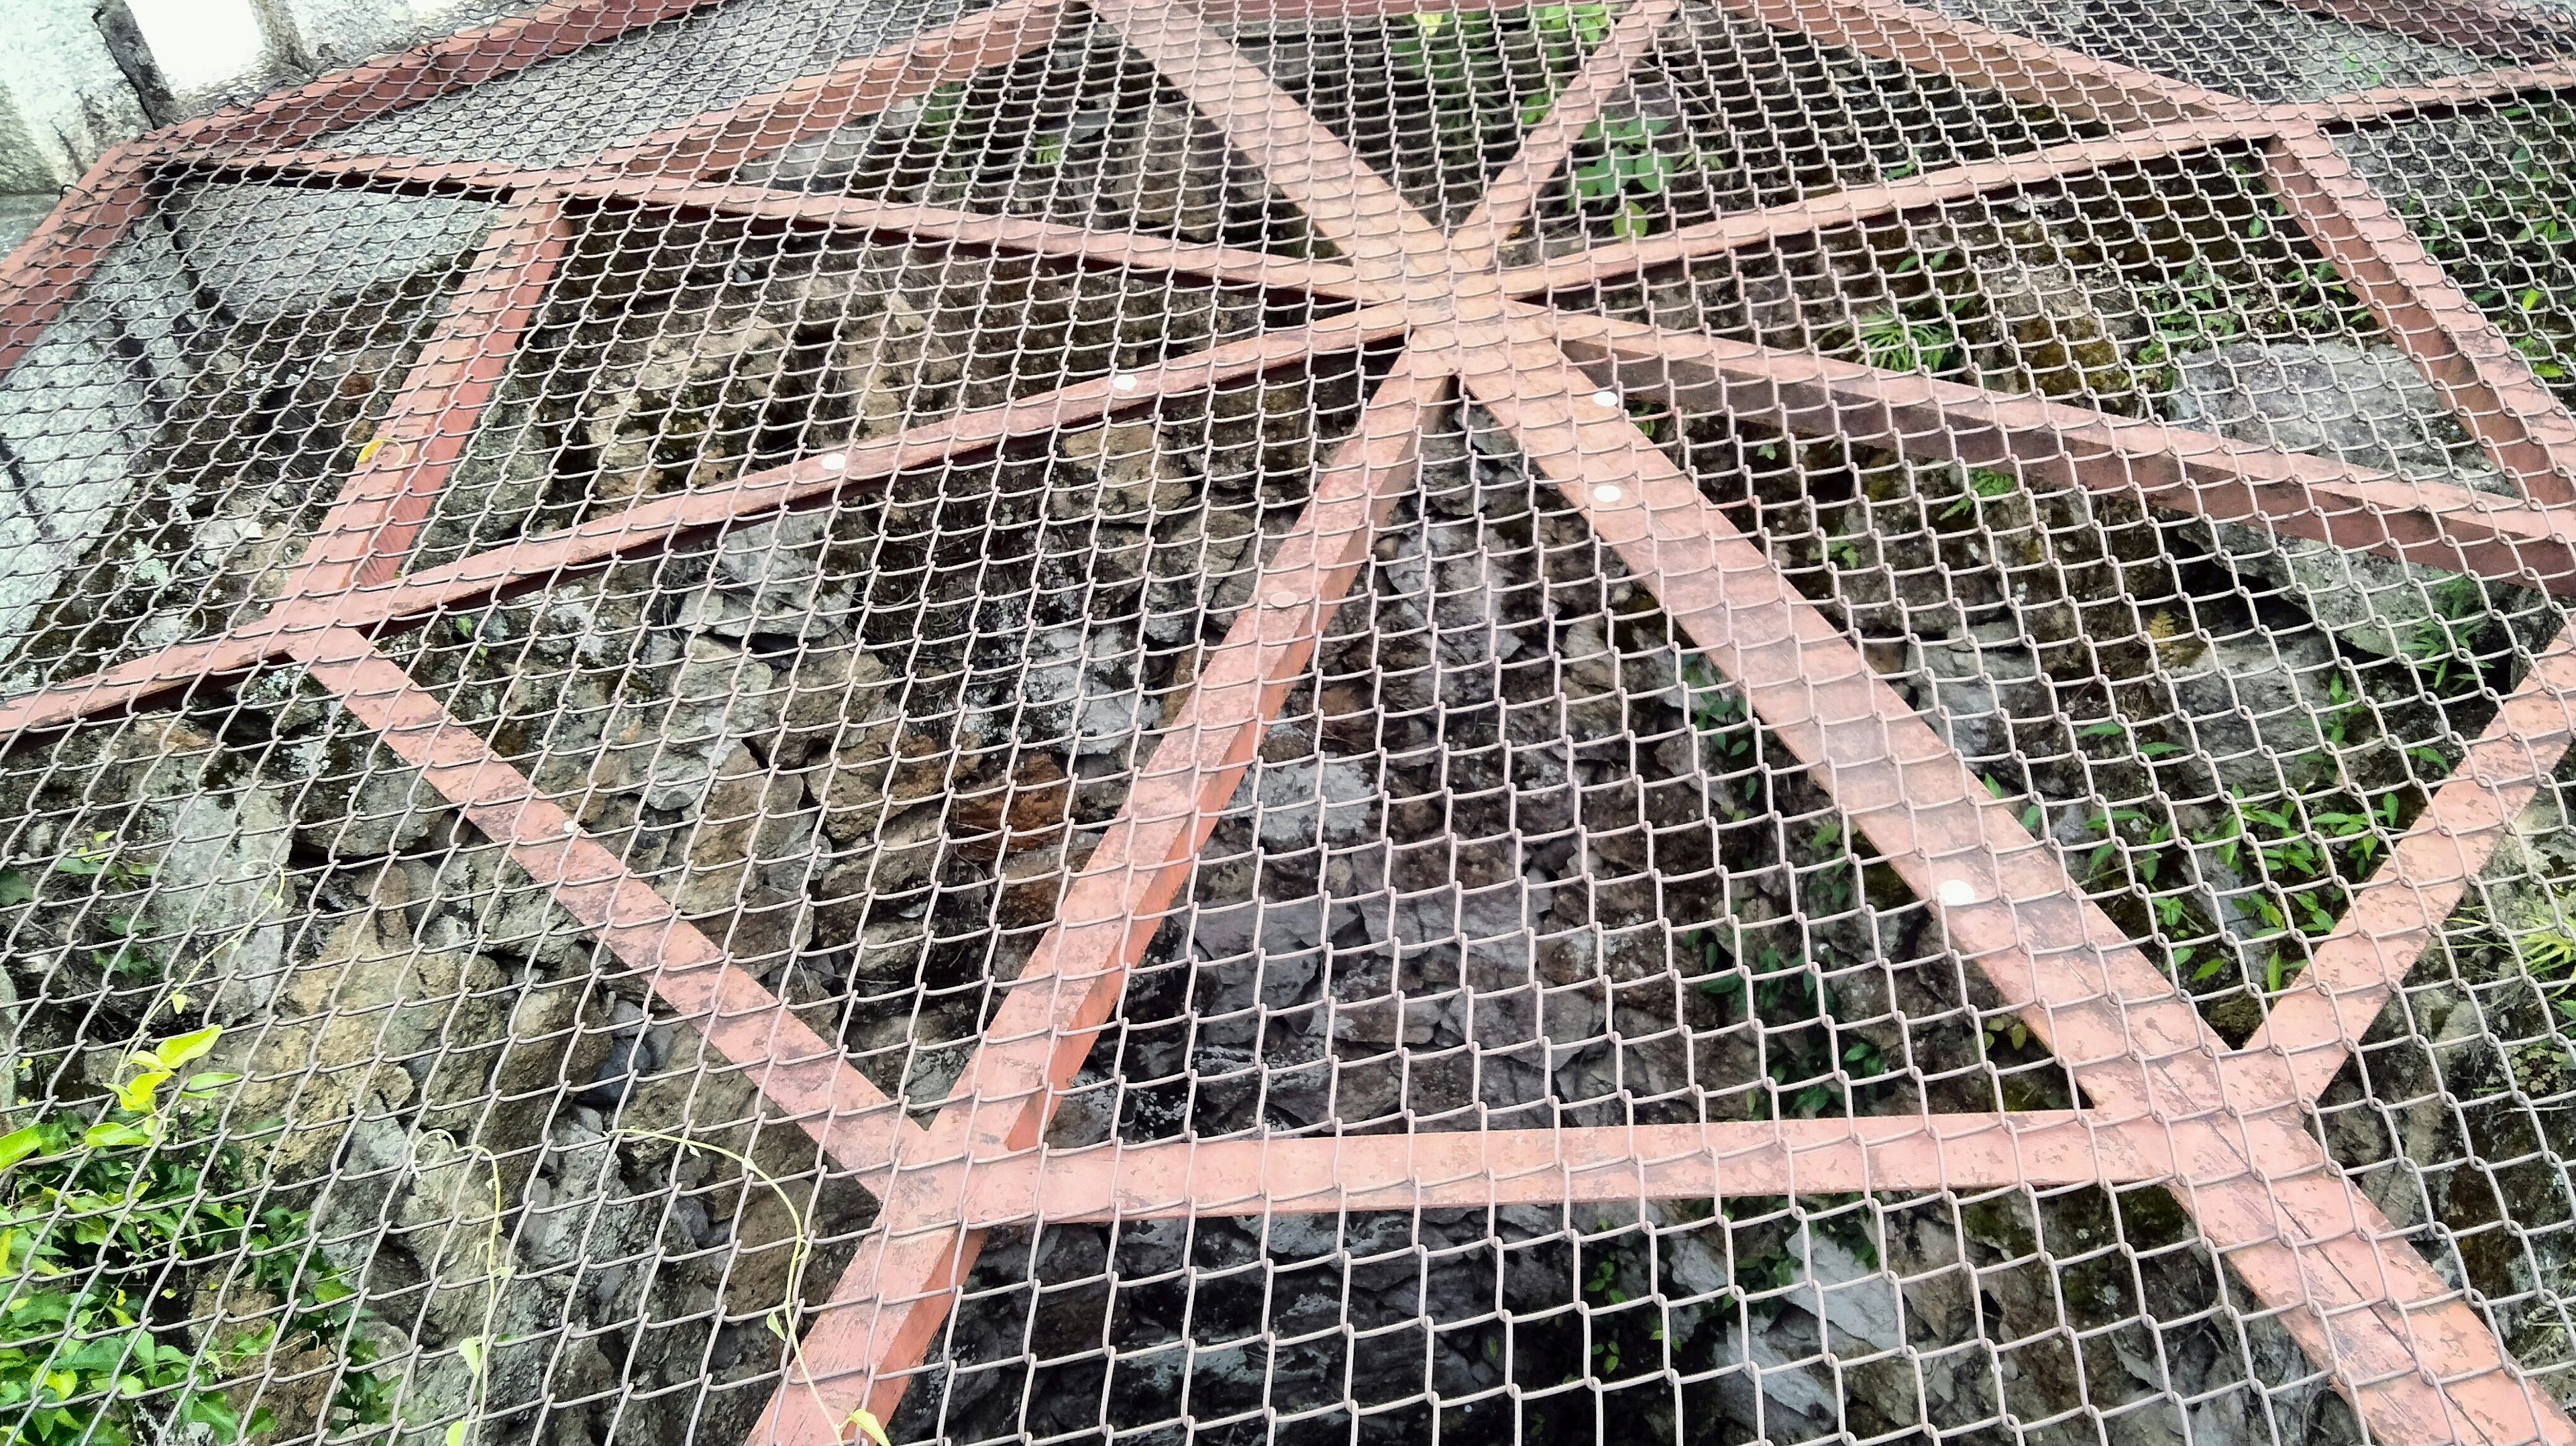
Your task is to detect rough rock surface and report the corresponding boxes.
[2171,340,2525,656]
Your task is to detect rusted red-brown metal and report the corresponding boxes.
[290,627,926,1187]
[958,1112,2174,1226]
[2267,123,2576,507]
[1468,322,2576,1446]
[0,305,1411,740]
[1505,114,2286,298]
[1546,309,2576,592]
[1449,0,1689,270]
[2247,642,2576,1099]
[749,359,1448,1445]
[565,181,1373,295]
[285,194,576,597]
[0,146,157,377]
[6,0,2576,1439]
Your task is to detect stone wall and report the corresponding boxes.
[0,0,513,252]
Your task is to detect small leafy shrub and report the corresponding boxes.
[0,1027,393,1446]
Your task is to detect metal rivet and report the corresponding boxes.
[1592,389,1620,408]
[820,453,845,471]
[1111,372,1140,392]
[1591,484,1622,504]
[1267,590,1299,609]
[561,819,580,836]
[1937,878,1978,907]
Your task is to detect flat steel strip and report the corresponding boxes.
[748,358,1449,1445]
[959,1112,2177,1225]
[282,194,577,596]
[2268,124,2576,507]
[290,628,926,1188]
[2248,643,2576,1099]
[1467,325,2576,1446]
[1548,309,2576,590]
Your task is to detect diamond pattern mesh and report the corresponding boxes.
[3,0,2576,1443]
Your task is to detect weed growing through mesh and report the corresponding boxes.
[0,1027,394,1445]
[2390,105,2576,398]
[1393,3,1608,192]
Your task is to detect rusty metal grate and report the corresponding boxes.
[8,0,2576,1442]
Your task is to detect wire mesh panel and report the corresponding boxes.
[8,0,2576,1443]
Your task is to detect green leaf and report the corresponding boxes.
[0,1127,44,1172]
[845,1408,893,1446]
[155,1025,223,1070]
[114,1067,170,1115]
[0,872,31,907]
[447,1421,471,1446]
[83,1121,152,1150]
[458,1337,484,1377]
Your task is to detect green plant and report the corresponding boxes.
[1566,113,1701,239]
[2401,576,2493,696]
[1854,307,1960,374]
[1939,467,2017,520]
[0,1027,392,1446]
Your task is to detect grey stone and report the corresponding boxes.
[268,0,519,72]
[1902,622,2049,767]
[1924,0,2484,103]
[1093,103,1231,241]
[2466,781,2576,944]
[1248,756,1381,853]
[674,510,833,639]
[1019,622,1144,757]
[2171,341,2519,655]
[0,225,201,668]
[0,0,150,191]
[280,727,458,858]
[2331,113,2506,220]
[2170,341,2477,480]
[152,786,297,1017]
[0,193,57,258]
[166,182,494,321]
[1051,421,1201,521]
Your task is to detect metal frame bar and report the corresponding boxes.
[5,0,2576,1440]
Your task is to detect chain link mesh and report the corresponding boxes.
[4,0,2576,1443]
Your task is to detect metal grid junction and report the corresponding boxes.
[20,0,2576,1442]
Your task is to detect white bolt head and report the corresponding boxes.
[1937,878,1979,907]
[820,453,845,471]
[1591,484,1623,504]
[561,818,581,836]
[1267,590,1299,609]
[1111,372,1140,392]
[1592,389,1620,409]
